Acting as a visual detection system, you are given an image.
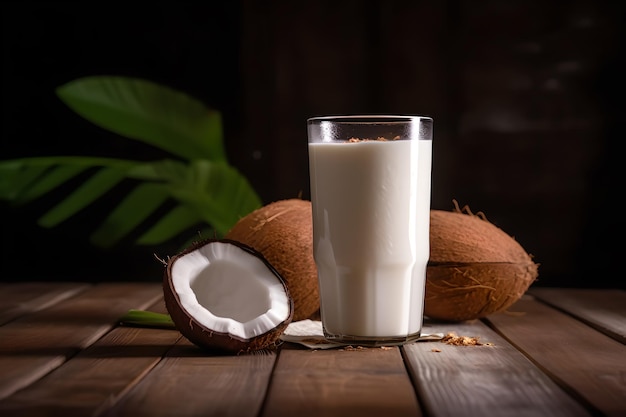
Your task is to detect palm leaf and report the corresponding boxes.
[0,76,262,249]
[38,167,128,228]
[89,182,170,247]
[0,157,133,205]
[153,159,261,237]
[136,205,204,246]
[0,156,261,246]
[0,163,50,201]
[16,165,89,204]
[56,76,227,162]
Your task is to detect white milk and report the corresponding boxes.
[309,139,432,339]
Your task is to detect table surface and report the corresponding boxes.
[0,282,623,417]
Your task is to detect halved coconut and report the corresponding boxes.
[163,239,294,354]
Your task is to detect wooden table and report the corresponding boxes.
[0,283,623,417]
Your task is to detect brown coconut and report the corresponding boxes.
[163,239,294,354]
[225,199,319,321]
[426,206,539,321]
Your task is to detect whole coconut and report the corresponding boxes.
[426,206,539,321]
[225,199,319,321]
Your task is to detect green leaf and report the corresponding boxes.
[89,182,171,247]
[0,157,136,205]
[136,205,203,245]
[136,159,188,183]
[119,309,176,329]
[38,167,127,227]
[0,163,49,201]
[163,160,262,236]
[1,156,138,175]
[15,165,88,204]
[1,76,263,251]
[0,156,262,248]
[56,76,227,162]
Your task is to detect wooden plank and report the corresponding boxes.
[528,288,626,343]
[0,283,162,401]
[0,282,90,325]
[403,319,592,417]
[100,338,277,417]
[0,299,180,417]
[485,297,626,417]
[262,344,421,417]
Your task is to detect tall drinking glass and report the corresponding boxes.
[307,115,433,346]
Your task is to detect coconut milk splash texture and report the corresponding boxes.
[309,139,432,339]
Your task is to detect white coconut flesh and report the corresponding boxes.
[170,241,291,340]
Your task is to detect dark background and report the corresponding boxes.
[2,1,623,288]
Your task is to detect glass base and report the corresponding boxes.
[323,330,422,347]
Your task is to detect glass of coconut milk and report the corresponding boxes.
[307,115,433,346]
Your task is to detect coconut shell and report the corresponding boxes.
[163,239,293,354]
[425,209,539,321]
[225,199,320,321]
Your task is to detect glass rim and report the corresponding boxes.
[307,115,432,124]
